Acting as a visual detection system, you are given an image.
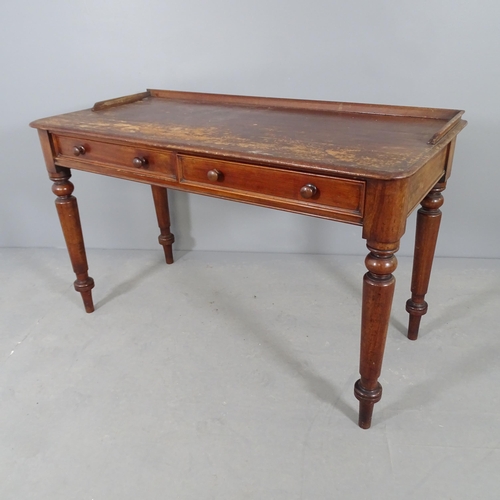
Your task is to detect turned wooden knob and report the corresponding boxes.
[133,157,148,168]
[73,145,86,156]
[300,184,317,199]
[207,169,222,182]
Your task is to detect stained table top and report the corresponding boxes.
[31,89,466,179]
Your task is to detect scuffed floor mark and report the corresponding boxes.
[7,315,46,359]
[299,406,321,500]
[383,423,396,478]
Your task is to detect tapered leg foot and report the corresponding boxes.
[354,380,382,429]
[406,183,445,340]
[51,168,95,313]
[406,305,426,341]
[151,185,175,264]
[354,243,398,429]
[74,277,95,313]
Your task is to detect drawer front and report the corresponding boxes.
[179,155,365,221]
[53,134,176,179]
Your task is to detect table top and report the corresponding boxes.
[31,89,466,180]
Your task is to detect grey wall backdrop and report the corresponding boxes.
[1,1,499,257]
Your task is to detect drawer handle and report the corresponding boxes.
[207,169,222,182]
[133,157,148,168]
[73,145,86,156]
[300,184,318,199]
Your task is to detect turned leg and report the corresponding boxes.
[151,185,175,264]
[406,182,445,340]
[354,243,398,429]
[51,168,95,313]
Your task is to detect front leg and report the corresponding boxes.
[51,168,95,313]
[354,243,398,429]
[406,182,445,340]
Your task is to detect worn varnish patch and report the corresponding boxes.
[31,94,465,179]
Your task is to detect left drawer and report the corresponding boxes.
[53,134,177,180]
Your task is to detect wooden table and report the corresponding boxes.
[31,90,467,428]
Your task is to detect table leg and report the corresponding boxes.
[151,185,175,264]
[354,243,398,429]
[406,182,445,340]
[50,168,95,313]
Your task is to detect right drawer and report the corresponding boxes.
[178,155,365,223]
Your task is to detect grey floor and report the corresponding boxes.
[1,248,499,499]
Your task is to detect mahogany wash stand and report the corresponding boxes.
[31,90,466,429]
